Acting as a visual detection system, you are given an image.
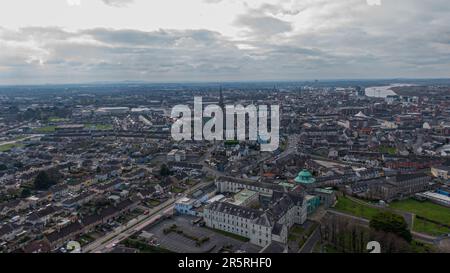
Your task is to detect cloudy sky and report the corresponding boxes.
[0,0,449,84]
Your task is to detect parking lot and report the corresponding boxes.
[144,215,261,253]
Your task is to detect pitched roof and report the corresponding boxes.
[46,222,83,243]
[207,202,263,220]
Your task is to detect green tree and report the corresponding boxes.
[370,211,412,242]
[160,164,171,177]
[34,171,57,190]
[21,188,32,198]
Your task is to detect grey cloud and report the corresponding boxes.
[257,3,302,16]
[203,0,223,3]
[234,13,292,37]
[0,27,250,84]
[82,28,223,47]
[2,0,450,84]
[101,0,134,7]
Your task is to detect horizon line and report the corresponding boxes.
[1,77,450,88]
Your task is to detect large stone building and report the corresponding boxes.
[215,176,284,197]
[204,177,308,247]
[369,173,432,201]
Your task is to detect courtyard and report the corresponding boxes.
[142,215,261,253]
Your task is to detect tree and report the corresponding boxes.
[21,188,31,198]
[370,211,412,243]
[34,171,57,190]
[160,164,171,177]
[371,231,411,253]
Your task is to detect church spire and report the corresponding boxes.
[219,86,224,110]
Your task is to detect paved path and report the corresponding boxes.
[298,225,321,253]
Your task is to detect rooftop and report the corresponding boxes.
[227,189,258,206]
[294,169,316,184]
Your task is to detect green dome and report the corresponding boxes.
[295,169,316,184]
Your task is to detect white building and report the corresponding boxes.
[215,176,283,197]
[416,191,450,207]
[203,190,307,247]
[167,149,186,162]
[95,107,130,116]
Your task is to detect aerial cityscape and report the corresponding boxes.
[0,80,449,254]
[0,0,449,257]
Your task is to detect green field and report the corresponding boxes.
[288,225,305,242]
[323,244,340,253]
[172,187,185,194]
[378,146,397,155]
[290,225,305,235]
[0,143,24,152]
[410,240,437,253]
[413,217,450,236]
[49,117,69,122]
[390,199,450,224]
[85,124,113,131]
[34,126,57,133]
[334,196,381,220]
[148,200,161,207]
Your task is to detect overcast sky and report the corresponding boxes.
[0,0,449,84]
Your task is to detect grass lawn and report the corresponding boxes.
[413,217,450,236]
[290,225,305,235]
[288,225,304,243]
[49,117,69,122]
[34,126,56,133]
[0,143,24,152]
[288,233,299,242]
[117,209,144,224]
[78,234,95,246]
[148,200,161,207]
[334,196,381,220]
[185,180,197,186]
[379,146,397,155]
[280,142,287,151]
[390,199,450,224]
[410,240,437,253]
[172,187,185,194]
[312,242,322,253]
[323,244,339,253]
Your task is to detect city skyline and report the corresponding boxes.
[1,0,450,84]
